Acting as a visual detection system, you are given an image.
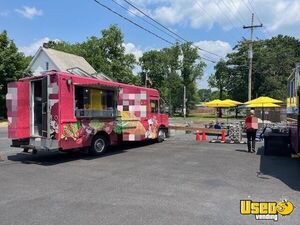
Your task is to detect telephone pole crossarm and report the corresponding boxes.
[243,24,263,29]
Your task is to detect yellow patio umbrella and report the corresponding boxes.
[204,99,236,122]
[246,103,280,108]
[204,99,236,108]
[223,99,242,105]
[244,96,283,105]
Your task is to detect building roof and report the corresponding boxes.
[29,47,96,75]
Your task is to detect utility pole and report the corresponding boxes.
[243,13,263,101]
[183,85,186,119]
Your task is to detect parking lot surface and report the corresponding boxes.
[0,128,299,225]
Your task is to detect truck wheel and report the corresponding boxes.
[157,128,166,143]
[89,134,108,155]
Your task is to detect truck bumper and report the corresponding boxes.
[11,137,59,151]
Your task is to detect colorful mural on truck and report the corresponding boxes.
[60,111,158,145]
[60,86,159,145]
[49,74,59,139]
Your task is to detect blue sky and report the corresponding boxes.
[1,0,300,88]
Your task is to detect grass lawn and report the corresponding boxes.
[0,120,8,128]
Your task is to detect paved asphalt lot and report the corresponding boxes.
[0,128,300,225]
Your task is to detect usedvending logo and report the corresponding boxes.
[240,200,294,221]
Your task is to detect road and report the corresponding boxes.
[0,128,299,225]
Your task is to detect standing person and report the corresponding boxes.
[245,110,258,153]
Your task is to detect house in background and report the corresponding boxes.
[28,44,112,80]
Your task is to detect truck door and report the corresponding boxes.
[147,97,159,139]
[6,81,30,139]
[31,77,48,137]
[41,77,48,137]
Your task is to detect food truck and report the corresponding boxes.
[287,63,300,153]
[6,71,169,155]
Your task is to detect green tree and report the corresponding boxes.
[139,47,182,115]
[198,89,212,102]
[48,25,138,84]
[208,60,230,100]
[98,25,138,83]
[180,42,206,114]
[0,31,31,117]
[139,42,205,116]
[209,35,300,102]
[139,50,168,92]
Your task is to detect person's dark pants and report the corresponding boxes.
[246,129,257,152]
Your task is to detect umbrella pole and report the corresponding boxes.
[227,108,229,124]
[262,106,265,127]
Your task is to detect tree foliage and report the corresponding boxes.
[208,60,229,100]
[48,25,138,84]
[0,31,31,116]
[198,89,212,102]
[209,35,300,101]
[48,27,206,115]
[139,42,205,115]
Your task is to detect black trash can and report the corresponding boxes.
[264,133,290,156]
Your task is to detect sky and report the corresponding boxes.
[1,0,300,88]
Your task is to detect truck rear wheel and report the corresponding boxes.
[157,128,166,143]
[89,134,108,155]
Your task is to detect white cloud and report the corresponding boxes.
[153,6,184,25]
[193,40,232,89]
[19,37,59,56]
[132,0,246,30]
[194,40,232,59]
[268,1,300,32]
[123,42,144,75]
[123,42,143,60]
[131,0,300,37]
[15,6,43,19]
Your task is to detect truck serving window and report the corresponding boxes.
[74,86,117,118]
[150,100,158,113]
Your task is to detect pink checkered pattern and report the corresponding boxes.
[118,88,148,141]
[118,89,147,118]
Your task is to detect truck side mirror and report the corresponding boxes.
[160,105,168,114]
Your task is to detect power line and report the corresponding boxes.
[195,0,245,38]
[109,0,178,42]
[93,0,174,45]
[219,0,245,27]
[227,0,248,25]
[241,0,271,38]
[112,0,218,62]
[121,0,223,59]
[93,0,217,63]
[121,0,185,42]
[246,0,263,25]
[248,0,272,38]
[194,1,216,27]
[213,0,237,29]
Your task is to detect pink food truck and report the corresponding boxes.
[6,71,169,155]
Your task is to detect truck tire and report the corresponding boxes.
[89,134,108,155]
[157,128,166,143]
